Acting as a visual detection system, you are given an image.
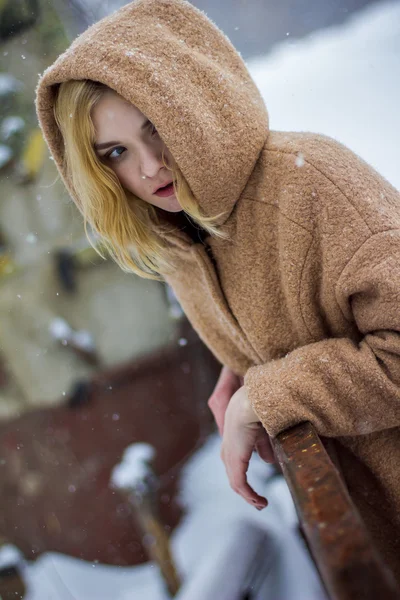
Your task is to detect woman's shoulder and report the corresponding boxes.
[265,130,370,177]
[261,130,400,236]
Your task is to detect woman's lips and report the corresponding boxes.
[154,182,175,197]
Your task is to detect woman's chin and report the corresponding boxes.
[165,196,183,213]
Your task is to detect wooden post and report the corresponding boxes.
[110,444,181,597]
[127,486,181,597]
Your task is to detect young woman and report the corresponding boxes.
[36,0,400,583]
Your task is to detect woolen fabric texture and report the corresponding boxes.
[36,0,400,583]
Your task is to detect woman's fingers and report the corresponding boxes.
[255,430,276,464]
[225,457,268,509]
[208,366,241,435]
[220,385,270,510]
[208,387,230,435]
[221,414,268,510]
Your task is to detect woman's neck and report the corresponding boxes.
[160,211,208,245]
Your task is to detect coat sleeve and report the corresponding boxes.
[245,228,400,438]
[245,130,400,441]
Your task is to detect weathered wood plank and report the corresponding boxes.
[274,422,399,600]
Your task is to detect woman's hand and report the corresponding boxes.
[221,385,275,510]
[207,366,242,435]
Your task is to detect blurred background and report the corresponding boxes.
[0,0,386,419]
[0,0,399,598]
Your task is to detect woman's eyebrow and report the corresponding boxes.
[94,140,120,151]
[94,120,151,151]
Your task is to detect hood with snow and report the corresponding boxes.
[35,0,269,222]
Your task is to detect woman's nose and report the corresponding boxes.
[139,146,163,179]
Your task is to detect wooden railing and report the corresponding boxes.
[273,422,400,600]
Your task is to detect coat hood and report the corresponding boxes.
[35,0,268,222]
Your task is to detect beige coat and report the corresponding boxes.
[36,0,400,583]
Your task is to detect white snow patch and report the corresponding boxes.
[110,442,156,490]
[70,329,95,351]
[0,545,24,569]
[49,318,95,351]
[0,144,12,168]
[247,1,400,191]
[49,318,71,340]
[26,233,38,244]
[0,74,22,96]
[0,116,25,140]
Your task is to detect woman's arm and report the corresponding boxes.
[246,230,400,440]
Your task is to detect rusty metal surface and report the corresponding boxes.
[274,422,400,600]
[0,322,220,566]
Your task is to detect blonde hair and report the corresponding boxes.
[53,80,225,280]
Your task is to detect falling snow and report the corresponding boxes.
[5,1,400,598]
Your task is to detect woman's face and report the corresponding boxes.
[92,90,182,213]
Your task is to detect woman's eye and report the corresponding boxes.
[150,123,158,137]
[107,146,126,160]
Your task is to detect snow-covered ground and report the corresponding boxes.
[22,439,324,599]
[15,2,400,598]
